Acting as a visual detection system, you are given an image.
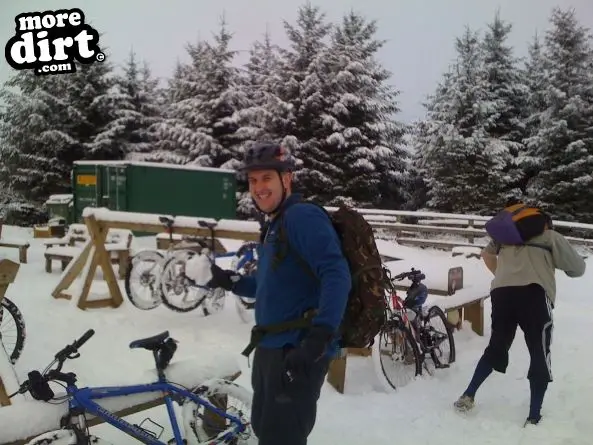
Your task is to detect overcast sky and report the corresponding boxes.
[1,0,592,123]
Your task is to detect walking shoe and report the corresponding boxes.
[453,394,475,412]
[524,415,542,427]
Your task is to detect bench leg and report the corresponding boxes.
[464,300,485,336]
[19,247,28,264]
[45,257,52,273]
[61,259,71,271]
[327,349,347,394]
[0,377,10,407]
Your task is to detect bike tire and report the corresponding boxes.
[124,249,165,310]
[372,321,422,391]
[0,297,26,364]
[181,378,257,445]
[426,305,456,365]
[159,252,208,313]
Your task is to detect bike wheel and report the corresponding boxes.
[160,250,208,313]
[25,429,111,444]
[201,287,227,317]
[0,297,26,364]
[372,320,421,391]
[181,378,256,445]
[124,249,165,310]
[424,305,456,367]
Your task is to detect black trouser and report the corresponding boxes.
[250,346,330,445]
[483,283,554,383]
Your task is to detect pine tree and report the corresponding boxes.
[275,2,333,200]
[63,58,124,161]
[481,11,529,198]
[104,50,164,161]
[519,32,549,192]
[234,29,288,148]
[155,18,249,169]
[414,27,508,213]
[0,73,74,202]
[525,8,593,222]
[313,11,408,207]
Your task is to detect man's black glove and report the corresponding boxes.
[283,325,334,382]
[206,264,241,291]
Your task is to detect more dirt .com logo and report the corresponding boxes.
[4,8,105,75]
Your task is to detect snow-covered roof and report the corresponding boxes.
[46,194,73,204]
[73,160,236,174]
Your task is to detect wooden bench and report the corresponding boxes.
[0,258,21,409]
[43,223,89,248]
[396,237,487,251]
[0,241,29,264]
[452,245,483,259]
[45,229,133,279]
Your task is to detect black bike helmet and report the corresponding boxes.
[239,142,294,173]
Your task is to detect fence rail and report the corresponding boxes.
[322,206,593,250]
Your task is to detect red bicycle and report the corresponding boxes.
[372,268,456,391]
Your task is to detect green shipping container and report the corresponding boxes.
[71,161,237,224]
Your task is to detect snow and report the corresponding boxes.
[81,208,260,234]
[45,194,73,204]
[0,223,591,445]
[73,160,235,174]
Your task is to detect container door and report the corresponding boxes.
[104,165,127,211]
[73,165,101,222]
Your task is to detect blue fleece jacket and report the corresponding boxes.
[232,193,351,356]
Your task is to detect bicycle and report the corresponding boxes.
[372,267,456,391]
[124,215,209,311]
[125,216,258,315]
[159,219,258,314]
[8,329,256,444]
[0,297,26,364]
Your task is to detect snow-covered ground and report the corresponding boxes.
[0,224,591,444]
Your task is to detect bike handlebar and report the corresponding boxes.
[9,329,95,399]
[391,268,425,283]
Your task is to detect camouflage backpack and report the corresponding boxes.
[276,201,388,349]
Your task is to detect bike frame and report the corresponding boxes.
[63,375,244,445]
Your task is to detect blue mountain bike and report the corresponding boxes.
[9,330,255,444]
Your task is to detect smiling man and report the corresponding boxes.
[206,141,351,445]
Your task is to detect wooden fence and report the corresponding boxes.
[323,207,593,251]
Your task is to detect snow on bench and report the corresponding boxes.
[0,240,30,264]
[0,352,242,444]
[43,223,89,247]
[82,207,260,235]
[452,245,483,258]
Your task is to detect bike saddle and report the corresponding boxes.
[129,331,169,351]
[158,216,174,226]
[197,219,217,230]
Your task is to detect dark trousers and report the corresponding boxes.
[250,347,329,445]
[483,283,554,383]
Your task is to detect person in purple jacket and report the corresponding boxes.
[206,142,351,445]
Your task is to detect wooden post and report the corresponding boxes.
[0,258,20,407]
[463,299,485,336]
[76,215,124,310]
[51,240,93,300]
[0,378,10,407]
